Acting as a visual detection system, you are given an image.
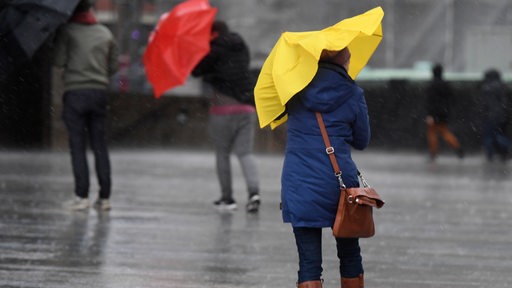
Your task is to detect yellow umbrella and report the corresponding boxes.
[254,6,384,129]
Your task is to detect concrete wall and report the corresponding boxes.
[93,80,512,154]
[106,93,288,153]
[364,80,483,152]
[4,67,512,154]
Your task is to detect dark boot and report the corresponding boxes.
[297,280,323,288]
[341,274,364,288]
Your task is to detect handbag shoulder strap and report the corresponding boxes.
[315,112,345,188]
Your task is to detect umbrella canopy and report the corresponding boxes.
[254,6,384,129]
[0,0,81,80]
[143,0,217,98]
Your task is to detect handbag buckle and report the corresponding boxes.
[347,195,354,204]
[326,147,334,154]
[336,172,346,189]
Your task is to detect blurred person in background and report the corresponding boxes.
[479,69,511,162]
[192,20,260,213]
[425,63,464,161]
[54,0,119,211]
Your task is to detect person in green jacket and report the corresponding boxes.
[54,0,119,211]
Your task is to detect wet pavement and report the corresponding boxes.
[1,149,511,288]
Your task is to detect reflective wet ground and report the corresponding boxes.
[1,149,511,287]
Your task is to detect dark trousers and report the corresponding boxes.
[293,227,363,283]
[63,89,111,199]
[483,121,511,161]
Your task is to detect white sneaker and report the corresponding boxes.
[246,194,261,213]
[94,199,111,211]
[213,199,237,211]
[68,197,89,211]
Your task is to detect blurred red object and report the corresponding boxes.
[143,0,217,98]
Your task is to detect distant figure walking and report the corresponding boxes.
[54,1,119,211]
[479,69,511,161]
[192,20,260,213]
[425,64,464,160]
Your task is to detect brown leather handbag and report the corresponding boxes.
[316,112,384,238]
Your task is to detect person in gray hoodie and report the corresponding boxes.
[54,1,119,211]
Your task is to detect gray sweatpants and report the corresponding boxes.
[208,112,259,201]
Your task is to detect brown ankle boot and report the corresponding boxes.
[341,274,364,288]
[297,280,323,288]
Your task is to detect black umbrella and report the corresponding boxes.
[0,0,81,81]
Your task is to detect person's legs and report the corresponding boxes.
[438,123,461,149]
[232,113,259,195]
[494,124,511,159]
[293,227,323,284]
[63,91,89,199]
[335,237,363,278]
[87,90,111,200]
[209,114,235,202]
[482,122,496,161]
[426,122,439,159]
[238,154,259,193]
[232,113,260,212]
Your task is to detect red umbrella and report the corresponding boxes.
[143,0,217,98]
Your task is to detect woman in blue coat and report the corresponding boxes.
[281,48,370,288]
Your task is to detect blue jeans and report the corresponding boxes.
[293,227,363,283]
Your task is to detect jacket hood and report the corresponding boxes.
[298,61,356,112]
